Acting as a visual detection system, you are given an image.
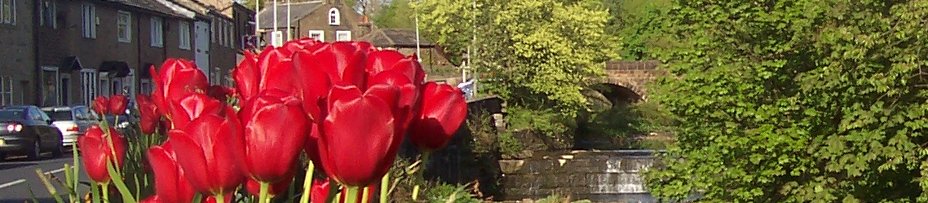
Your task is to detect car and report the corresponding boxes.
[0,105,64,160]
[41,106,97,148]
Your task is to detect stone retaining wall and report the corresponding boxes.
[499,150,659,202]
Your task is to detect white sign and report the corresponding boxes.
[272,31,283,47]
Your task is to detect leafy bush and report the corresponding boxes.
[507,106,576,148]
[497,131,524,156]
[424,183,481,203]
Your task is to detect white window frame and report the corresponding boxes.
[150,16,163,47]
[1,0,16,25]
[308,30,324,41]
[117,11,131,43]
[81,4,96,38]
[0,75,14,105]
[80,69,98,105]
[179,21,191,50]
[211,18,217,43]
[336,30,351,41]
[40,0,56,28]
[328,8,340,25]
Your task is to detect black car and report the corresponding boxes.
[0,106,64,160]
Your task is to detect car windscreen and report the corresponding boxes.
[44,110,73,121]
[0,109,26,120]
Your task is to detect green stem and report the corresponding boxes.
[214,193,225,203]
[299,162,315,203]
[379,173,389,203]
[259,181,270,203]
[344,186,359,203]
[361,186,370,203]
[101,182,110,203]
[411,185,420,201]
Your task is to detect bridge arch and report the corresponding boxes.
[592,82,642,108]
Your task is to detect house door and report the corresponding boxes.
[42,67,60,106]
[194,21,210,81]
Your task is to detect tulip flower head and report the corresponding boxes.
[147,141,197,203]
[78,125,127,183]
[408,82,468,152]
[137,94,160,134]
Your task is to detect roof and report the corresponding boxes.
[105,0,191,18]
[257,1,323,29]
[360,29,435,48]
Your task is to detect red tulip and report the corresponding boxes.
[297,42,373,87]
[233,89,309,182]
[234,48,301,100]
[206,85,236,102]
[140,195,161,203]
[147,141,197,203]
[318,84,401,186]
[311,178,332,203]
[151,59,210,120]
[169,93,225,130]
[109,94,128,115]
[408,82,468,151]
[169,106,245,195]
[78,125,126,183]
[136,95,159,134]
[204,193,233,203]
[365,51,425,86]
[245,175,293,197]
[92,96,109,116]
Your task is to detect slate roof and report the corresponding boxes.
[257,1,323,29]
[360,29,434,48]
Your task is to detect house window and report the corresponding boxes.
[117,11,131,43]
[179,21,191,50]
[40,0,56,28]
[211,18,216,43]
[81,4,96,38]
[1,0,15,25]
[80,70,97,105]
[220,20,227,47]
[336,31,351,41]
[309,30,324,41]
[328,8,340,25]
[226,22,233,47]
[151,17,163,47]
[0,75,14,105]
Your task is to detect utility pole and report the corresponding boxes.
[471,0,478,95]
[255,0,260,37]
[287,0,291,40]
[414,0,422,62]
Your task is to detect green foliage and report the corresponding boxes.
[508,106,576,147]
[372,0,416,28]
[497,131,524,156]
[416,0,619,116]
[604,0,674,60]
[645,0,928,202]
[424,183,481,203]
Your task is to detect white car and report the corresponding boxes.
[41,106,97,147]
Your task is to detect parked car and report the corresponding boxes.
[0,106,64,160]
[41,106,97,148]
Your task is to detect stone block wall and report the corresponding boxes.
[499,150,658,202]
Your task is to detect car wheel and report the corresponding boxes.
[27,140,42,161]
[51,142,63,158]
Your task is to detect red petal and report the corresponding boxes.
[409,83,468,151]
[233,51,261,99]
[321,90,396,186]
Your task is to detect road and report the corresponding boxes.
[0,154,87,203]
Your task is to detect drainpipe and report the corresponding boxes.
[32,0,42,105]
[136,11,143,98]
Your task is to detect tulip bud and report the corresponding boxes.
[78,125,126,183]
[92,96,109,116]
[109,94,128,115]
[148,141,197,203]
[136,95,160,134]
[408,82,468,152]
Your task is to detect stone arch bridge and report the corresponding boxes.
[596,60,662,106]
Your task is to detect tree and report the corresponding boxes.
[372,0,416,28]
[603,0,673,60]
[645,0,928,201]
[416,0,619,116]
